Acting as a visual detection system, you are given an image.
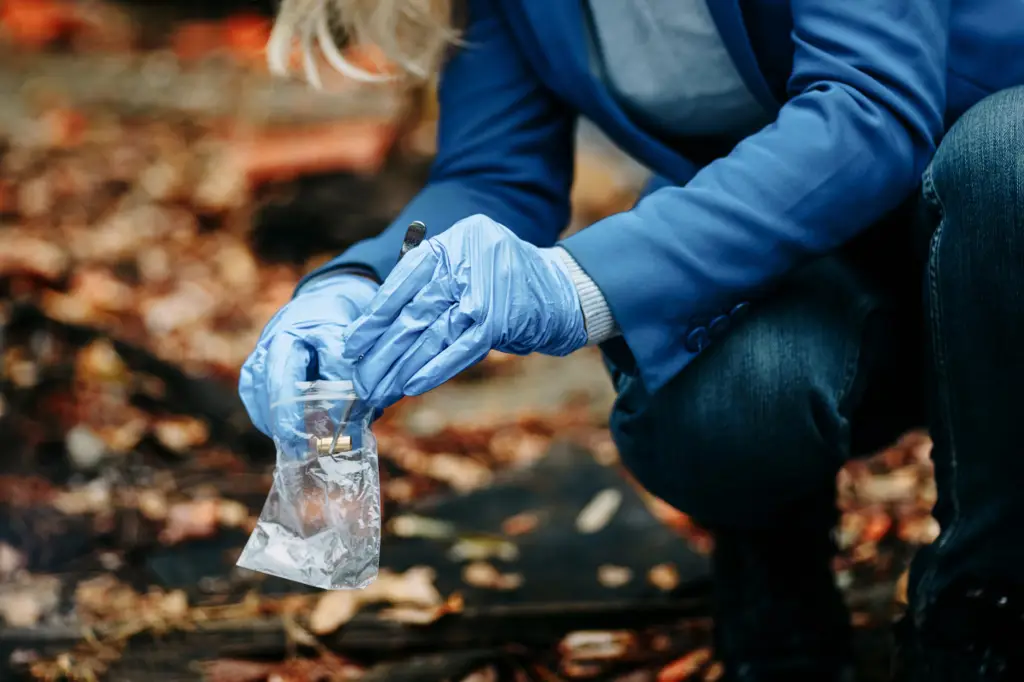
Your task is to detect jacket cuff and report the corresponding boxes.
[295,267,379,298]
[555,247,620,345]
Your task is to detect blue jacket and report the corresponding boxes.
[304,0,1024,394]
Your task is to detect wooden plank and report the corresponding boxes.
[0,50,405,131]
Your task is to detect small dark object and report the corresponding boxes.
[400,221,427,261]
[355,221,426,362]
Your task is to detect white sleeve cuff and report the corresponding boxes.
[555,247,621,345]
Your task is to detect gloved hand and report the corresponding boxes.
[239,273,378,445]
[341,214,588,408]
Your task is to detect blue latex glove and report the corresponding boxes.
[341,214,588,408]
[239,273,378,445]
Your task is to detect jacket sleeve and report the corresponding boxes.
[297,0,575,289]
[560,0,950,393]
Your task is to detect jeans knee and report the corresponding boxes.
[927,87,1024,237]
[922,86,1024,295]
[612,337,846,530]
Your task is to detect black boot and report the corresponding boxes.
[712,526,855,681]
[892,577,1024,681]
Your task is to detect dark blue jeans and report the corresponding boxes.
[606,86,1024,606]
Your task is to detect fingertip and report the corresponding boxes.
[402,377,427,396]
[238,353,271,436]
[351,365,373,402]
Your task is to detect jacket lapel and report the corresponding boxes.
[706,0,780,112]
[517,0,699,184]
[511,0,779,182]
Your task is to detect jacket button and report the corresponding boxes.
[709,315,730,339]
[730,302,750,319]
[685,327,711,353]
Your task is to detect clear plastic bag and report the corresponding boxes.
[237,381,380,590]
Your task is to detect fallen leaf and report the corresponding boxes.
[861,511,893,543]
[153,415,210,452]
[389,514,456,539]
[161,499,219,544]
[658,648,712,682]
[0,543,25,580]
[217,499,250,528]
[501,511,540,536]
[426,453,493,492]
[703,662,724,681]
[895,569,909,606]
[897,515,940,545]
[201,659,274,682]
[0,574,61,628]
[576,489,622,534]
[597,565,632,588]
[559,630,636,661]
[308,591,361,635]
[462,561,523,590]
[52,479,112,515]
[363,567,443,606]
[137,489,169,521]
[648,563,680,591]
[447,536,519,562]
[378,605,447,625]
[309,567,444,635]
[0,592,46,628]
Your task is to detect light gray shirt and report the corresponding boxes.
[564,0,770,345]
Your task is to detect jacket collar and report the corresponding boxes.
[518,0,778,181]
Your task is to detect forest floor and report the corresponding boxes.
[0,3,936,681]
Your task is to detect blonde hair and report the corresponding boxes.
[268,0,459,86]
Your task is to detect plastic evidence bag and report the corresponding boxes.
[237,380,380,590]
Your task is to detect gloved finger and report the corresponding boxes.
[306,330,357,428]
[347,279,455,397]
[363,303,475,407]
[239,346,271,436]
[341,245,440,362]
[402,324,491,397]
[265,332,317,456]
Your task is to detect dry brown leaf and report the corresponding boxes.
[703,662,724,682]
[153,415,210,452]
[501,511,540,536]
[447,536,520,562]
[559,631,636,661]
[377,604,448,625]
[461,561,523,590]
[658,648,712,682]
[853,467,920,504]
[895,569,910,606]
[0,542,25,580]
[388,514,456,539]
[461,667,499,682]
[0,574,61,628]
[161,499,219,544]
[217,499,250,528]
[309,567,444,635]
[363,567,443,606]
[137,489,169,521]
[426,453,493,492]
[0,233,68,280]
[201,659,275,682]
[488,427,551,465]
[597,565,633,588]
[52,480,112,515]
[897,515,940,545]
[576,489,622,534]
[64,424,108,469]
[75,339,129,383]
[648,563,680,592]
[308,591,361,635]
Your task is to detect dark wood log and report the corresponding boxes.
[0,51,404,130]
